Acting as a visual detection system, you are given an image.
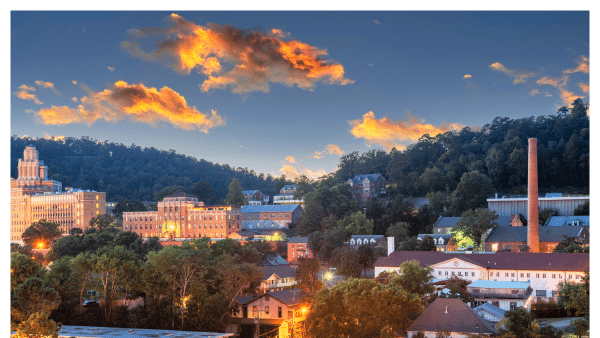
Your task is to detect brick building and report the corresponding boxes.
[242,190,268,205]
[123,193,241,239]
[241,205,302,227]
[287,237,313,264]
[484,225,588,253]
[346,173,386,200]
[10,146,105,242]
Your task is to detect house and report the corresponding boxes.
[260,264,297,292]
[242,219,286,230]
[241,204,303,227]
[374,251,588,303]
[348,235,385,247]
[287,237,313,264]
[487,195,589,217]
[467,280,535,311]
[544,216,590,227]
[347,173,387,200]
[433,216,513,235]
[416,234,457,252]
[228,288,307,338]
[273,184,314,206]
[484,225,588,252]
[406,298,496,338]
[242,190,269,205]
[473,302,506,323]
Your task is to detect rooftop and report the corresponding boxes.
[48,325,232,338]
[467,280,530,289]
[407,298,496,334]
[241,204,302,213]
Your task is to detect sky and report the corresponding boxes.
[10,11,590,180]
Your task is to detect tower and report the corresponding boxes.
[527,138,540,253]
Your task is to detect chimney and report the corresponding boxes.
[527,138,540,253]
[387,237,395,256]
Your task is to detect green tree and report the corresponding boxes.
[538,208,559,226]
[21,219,62,249]
[88,214,118,232]
[293,175,315,199]
[419,236,437,251]
[573,201,589,216]
[11,277,60,331]
[11,252,41,293]
[14,312,61,338]
[571,318,589,338]
[496,308,539,338]
[389,261,434,298]
[295,257,323,294]
[190,181,215,203]
[338,211,374,235]
[330,246,361,280]
[357,244,379,277]
[448,171,494,216]
[226,178,247,206]
[112,197,147,220]
[305,278,422,338]
[453,208,499,250]
[154,185,187,202]
[557,270,589,317]
[386,222,410,249]
[537,325,563,338]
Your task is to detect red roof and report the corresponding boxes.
[407,298,496,334]
[376,251,588,272]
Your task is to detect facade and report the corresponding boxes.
[484,225,588,252]
[287,237,313,264]
[487,195,589,218]
[260,264,297,292]
[417,234,457,252]
[346,173,387,200]
[10,146,105,243]
[273,185,308,206]
[406,298,496,338]
[374,251,588,302]
[467,280,535,311]
[433,216,513,235]
[348,235,385,247]
[123,193,242,239]
[241,205,302,227]
[242,190,269,205]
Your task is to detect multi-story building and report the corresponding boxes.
[287,237,313,264]
[241,205,302,227]
[484,225,588,252]
[123,193,242,239]
[273,185,307,206]
[487,194,589,218]
[10,146,105,243]
[346,173,386,200]
[467,280,535,311]
[242,190,269,205]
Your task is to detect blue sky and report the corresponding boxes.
[10,11,590,179]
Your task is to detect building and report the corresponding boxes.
[33,326,233,338]
[241,205,302,227]
[228,288,307,338]
[433,216,514,235]
[374,251,588,303]
[242,219,286,230]
[472,302,506,323]
[348,234,385,247]
[273,184,311,206]
[10,146,105,243]
[487,195,589,218]
[287,237,313,264]
[346,173,386,200]
[123,193,241,239]
[416,234,458,252]
[484,225,588,252]
[467,280,535,311]
[544,216,590,227]
[105,201,117,216]
[260,264,297,292]
[242,190,269,205]
[406,298,496,338]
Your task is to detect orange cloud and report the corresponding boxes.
[35,80,61,95]
[122,13,354,94]
[279,164,327,181]
[349,111,465,151]
[537,75,583,106]
[463,74,472,78]
[108,66,115,72]
[285,156,296,164]
[71,97,78,102]
[579,83,589,94]
[14,84,42,104]
[489,62,534,84]
[311,144,344,159]
[42,133,66,141]
[32,81,225,133]
[530,89,540,96]
[563,55,589,74]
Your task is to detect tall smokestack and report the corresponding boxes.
[527,138,540,253]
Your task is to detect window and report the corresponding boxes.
[505,273,509,277]
[445,271,448,276]
[520,273,524,278]
[278,307,282,318]
[536,273,540,278]
[552,274,556,279]
[542,274,546,278]
[265,306,269,315]
[438,271,442,276]
[471,272,475,277]
[252,306,257,317]
[492,301,500,307]
[510,302,517,310]
[536,290,547,297]
[496,272,500,277]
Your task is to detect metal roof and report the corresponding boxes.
[467,280,530,289]
[545,216,590,227]
[287,237,308,243]
[52,325,232,337]
[241,205,301,213]
[486,225,586,242]
[473,302,506,318]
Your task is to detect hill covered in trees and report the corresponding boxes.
[11,99,589,203]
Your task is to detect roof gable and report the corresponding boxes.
[407,298,496,334]
[431,257,485,269]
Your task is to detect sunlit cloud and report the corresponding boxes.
[71,97,78,102]
[311,143,344,159]
[279,157,329,181]
[35,80,61,95]
[374,19,380,24]
[122,13,354,94]
[530,89,540,96]
[536,75,583,106]
[42,132,66,141]
[489,62,535,84]
[72,80,77,85]
[563,55,589,74]
[579,83,589,94]
[285,156,296,163]
[108,66,115,72]
[14,84,42,104]
[31,81,225,133]
[463,74,472,78]
[349,111,466,151]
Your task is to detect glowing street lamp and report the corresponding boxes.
[37,242,44,249]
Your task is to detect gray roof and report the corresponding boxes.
[348,173,384,184]
[262,264,296,280]
[236,288,304,306]
[49,326,233,338]
[545,216,590,227]
[350,235,384,240]
[473,302,506,319]
[288,237,308,243]
[486,225,587,243]
[241,205,301,213]
[281,185,298,190]
[417,234,453,241]
[242,219,286,230]
[407,298,496,334]
[467,280,530,289]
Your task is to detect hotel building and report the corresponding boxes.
[10,145,106,243]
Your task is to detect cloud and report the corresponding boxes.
[285,156,296,163]
[279,164,328,181]
[71,97,78,102]
[108,66,115,72]
[42,132,66,141]
[311,143,345,159]
[536,75,583,106]
[374,19,380,24]
[349,111,466,151]
[563,55,589,74]
[463,74,472,78]
[72,80,77,85]
[122,13,354,94]
[31,80,225,132]
[35,80,61,95]
[579,83,589,94]
[14,84,42,104]
[489,62,535,84]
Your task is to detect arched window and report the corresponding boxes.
[438,238,444,245]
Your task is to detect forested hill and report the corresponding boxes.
[10,136,283,202]
[11,99,589,202]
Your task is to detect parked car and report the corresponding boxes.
[82,300,99,308]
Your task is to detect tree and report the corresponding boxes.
[386,222,410,249]
[357,244,379,277]
[573,201,589,216]
[537,325,563,338]
[571,318,589,338]
[14,312,61,338]
[553,236,588,253]
[293,175,315,199]
[330,246,361,280]
[538,208,559,226]
[11,252,41,293]
[389,261,434,298]
[557,269,589,317]
[448,171,494,216]
[296,257,323,294]
[112,197,147,220]
[11,276,60,331]
[226,178,247,206]
[88,214,118,232]
[338,211,374,235]
[495,308,539,338]
[453,208,498,251]
[154,185,187,202]
[419,236,437,251]
[305,278,423,338]
[433,277,474,304]
[190,181,215,203]
[21,219,62,249]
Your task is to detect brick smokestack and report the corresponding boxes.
[527,138,540,253]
